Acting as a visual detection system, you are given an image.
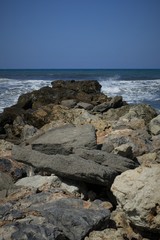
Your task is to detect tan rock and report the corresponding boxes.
[111,164,160,233]
[149,115,160,135]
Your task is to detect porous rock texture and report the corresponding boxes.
[111,164,160,233]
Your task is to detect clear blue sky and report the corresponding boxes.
[0,0,160,69]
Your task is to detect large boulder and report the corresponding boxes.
[12,144,138,187]
[12,146,117,186]
[111,164,160,234]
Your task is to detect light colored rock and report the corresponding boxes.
[61,99,77,108]
[149,115,160,135]
[21,124,38,140]
[0,139,13,157]
[113,143,133,159]
[111,164,160,233]
[15,174,61,189]
[103,128,152,157]
[28,123,97,151]
[137,152,157,165]
[76,101,93,110]
[60,180,79,195]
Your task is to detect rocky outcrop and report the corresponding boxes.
[111,164,160,234]
[0,80,160,239]
[0,80,127,141]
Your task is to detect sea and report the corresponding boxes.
[0,69,160,113]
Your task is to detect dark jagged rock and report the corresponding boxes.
[0,188,110,240]
[51,80,102,93]
[0,80,116,140]
[0,157,28,181]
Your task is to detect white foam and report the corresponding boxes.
[100,78,160,105]
[0,78,52,112]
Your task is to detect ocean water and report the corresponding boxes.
[0,69,160,113]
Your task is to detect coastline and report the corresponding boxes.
[0,80,160,239]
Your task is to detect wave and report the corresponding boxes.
[99,78,160,106]
[0,78,53,112]
[0,77,160,113]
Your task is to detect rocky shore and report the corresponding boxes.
[0,80,160,240]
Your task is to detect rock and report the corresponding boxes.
[103,104,157,128]
[0,157,28,181]
[12,144,138,187]
[12,145,116,186]
[21,124,38,140]
[76,101,94,110]
[111,164,160,233]
[73,148,138,173]
[51,79,102,94]
[93,102,111,113]
[0,222,67,240]
[0,186,110,240]
[15,174,61,189]
[61,99,77,108]
[28,124,97,153]
[109,95,124,108]
[113,143,134,159]
[102,128,152,158]
[0,139,13,157]
[0,171,14,191]
[117,104,157,125]
[149,114,160,135]
[152,134,160,152]
[30,198,111,240]
[137,152,157,165]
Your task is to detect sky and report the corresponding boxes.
[0,0,160,69]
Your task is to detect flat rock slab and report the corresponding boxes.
[12,144,138,187]
[28,124,97,153]
[12,145,117,186]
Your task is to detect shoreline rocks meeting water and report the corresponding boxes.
[0,80,160,240]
